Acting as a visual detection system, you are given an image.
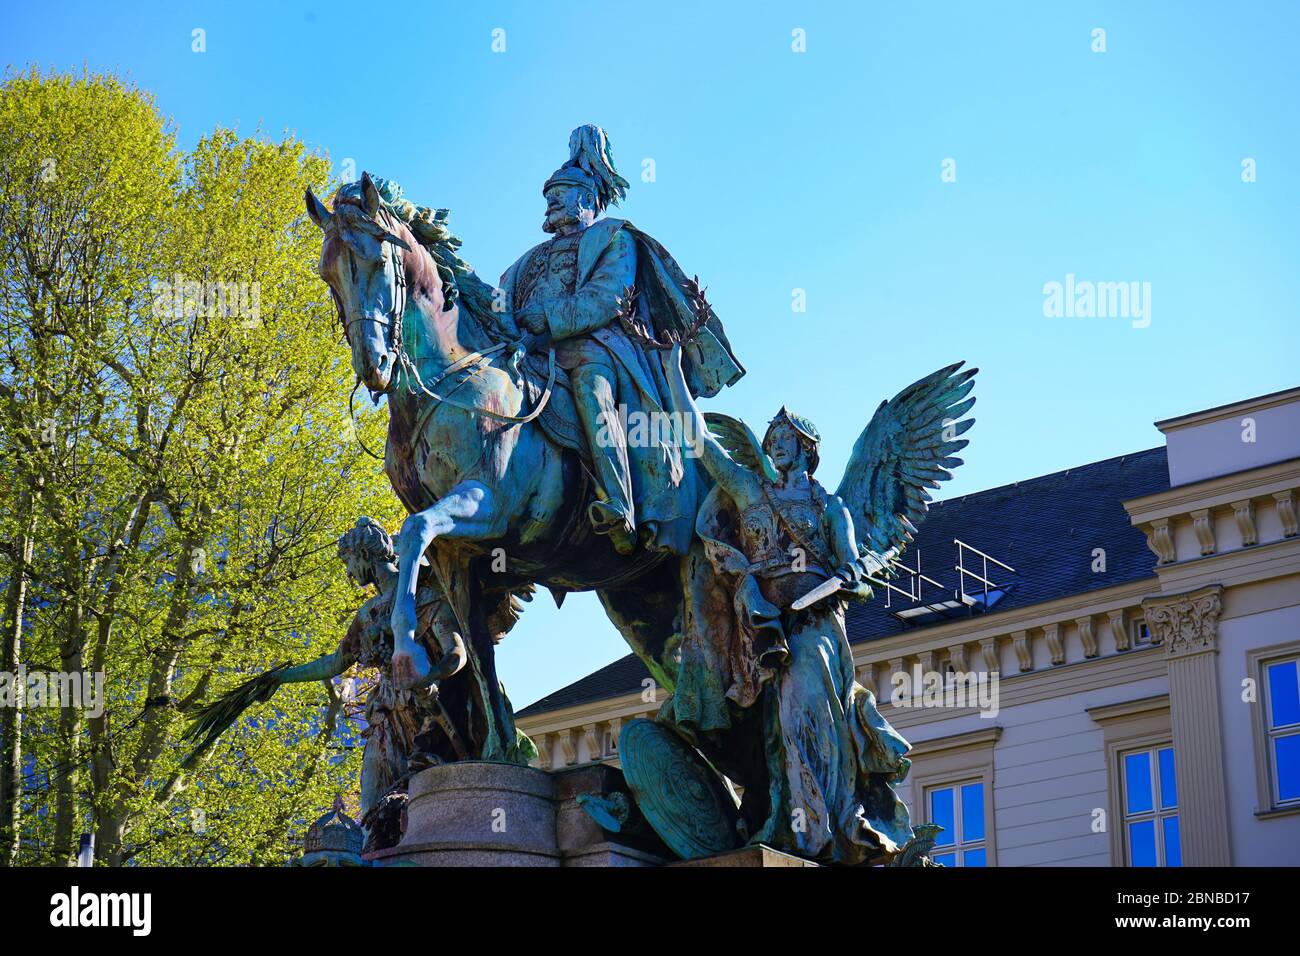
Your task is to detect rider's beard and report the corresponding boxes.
[543,207,577,235]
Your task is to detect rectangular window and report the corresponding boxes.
[1121,745,1181,866]
[1264,657,1300,806]
[927,781,987,867]
[1131,620,1153,646]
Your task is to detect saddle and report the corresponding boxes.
[517,350,584,454]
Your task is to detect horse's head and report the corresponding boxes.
[307,172,423,394]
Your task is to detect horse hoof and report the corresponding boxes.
[392,644,433,690]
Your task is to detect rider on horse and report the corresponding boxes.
[498,126,745,556]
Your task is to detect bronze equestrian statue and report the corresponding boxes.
[193,125,975,864]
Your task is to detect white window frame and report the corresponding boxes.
[925,779,989,867]
[1119,743,1180,867]
[907,726,999,866]
[1248,642,1300,817]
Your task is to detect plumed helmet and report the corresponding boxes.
[543,124,630,212]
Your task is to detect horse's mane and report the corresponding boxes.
[331,178,506,344]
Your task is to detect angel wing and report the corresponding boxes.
[835,362,977,561]
[702,412,780,483]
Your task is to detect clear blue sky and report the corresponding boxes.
[6,1,1298,708]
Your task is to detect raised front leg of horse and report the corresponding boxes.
[390,480,495,689]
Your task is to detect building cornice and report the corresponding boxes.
[1123,457,1300,524]
[880,644,1167,730]
[1086,693,1170,724]
[906,725,1002,758]
[517,689,657,736]
[1154,387,1300,432]
[1148,535,1300,593]
[851,577,1158,668]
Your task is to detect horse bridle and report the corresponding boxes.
[342,207,558,445]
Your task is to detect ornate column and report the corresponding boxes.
[1142,585,1231,866]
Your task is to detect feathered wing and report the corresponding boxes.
[702,412,780,483]
[835,362,977,563]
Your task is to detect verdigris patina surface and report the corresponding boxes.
[196,125,973,865]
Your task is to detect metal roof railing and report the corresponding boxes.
[953,538,1016,607]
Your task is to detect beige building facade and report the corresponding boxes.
[516,387,1300,866]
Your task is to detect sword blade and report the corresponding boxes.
[790,575,845,611]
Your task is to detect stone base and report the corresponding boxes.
[671,844,819,867]
[365,760,667,867]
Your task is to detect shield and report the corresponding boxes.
[619,718,742,860]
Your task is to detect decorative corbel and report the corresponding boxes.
[1108,609,1130,652]
[558,728,578,767]
[947,643,969,673]
[886,657,909,700]
[581,723,602,763]
[1144,518,1177,564]
[979,637,1000,674]
[1043,623,1065,665]
[1230,499,1258,547]
[1274,490,1298,538]
[856,661,878,698]
[533,733,552,771]
[1076,615,1098,658]
[1012,630,1033,672]
[1190,508,1216,556]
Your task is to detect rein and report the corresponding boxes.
[348,209,558,441]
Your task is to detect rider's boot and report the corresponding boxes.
[571,360,638,555]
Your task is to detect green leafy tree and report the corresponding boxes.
[0,67,398,865]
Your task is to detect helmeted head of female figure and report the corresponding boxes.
[763,407,821,476]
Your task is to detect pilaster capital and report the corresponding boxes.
[1143,585,1224,659]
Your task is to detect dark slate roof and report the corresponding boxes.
[516,446,1169,718]
[516,653,652,718]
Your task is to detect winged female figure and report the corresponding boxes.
[662,344,976,864]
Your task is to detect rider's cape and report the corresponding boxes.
[614,219,745,399]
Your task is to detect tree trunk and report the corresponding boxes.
[51,581,84,866]
[0,480,38,867]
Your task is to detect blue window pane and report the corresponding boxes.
[1268,661,1300,729]
[963,848,987,867]
[1162,816,1181,867]
[1275,734,1300,802]
[932,852,957,867]
[1158,747,1178,809]
[1129,820,1157,866]
[1125,752,1153,814]
[931,788,955,846]
[961,783,985,841]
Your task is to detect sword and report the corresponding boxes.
[790,575,845,611]
[789,551,892,611]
